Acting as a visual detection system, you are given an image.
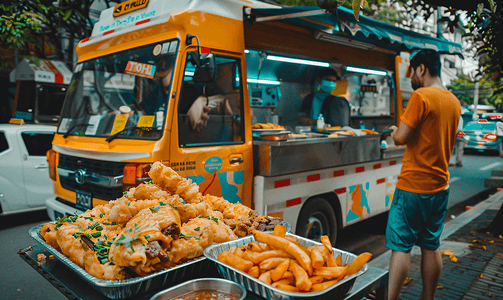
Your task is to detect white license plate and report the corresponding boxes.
[76,190,92,210]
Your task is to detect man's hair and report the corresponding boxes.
[409,49,441,77]
[317,68,340,81]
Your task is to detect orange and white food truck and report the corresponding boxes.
[45,0,463,244]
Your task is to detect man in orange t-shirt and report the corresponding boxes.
[385,49,461,300]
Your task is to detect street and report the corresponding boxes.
[0,153,501,300]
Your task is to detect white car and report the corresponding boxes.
[0,123,56,215]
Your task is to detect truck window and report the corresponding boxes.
[21,132,54,156]
[0,132,8,153]
[58,39,180,140]
[178,54,244,147]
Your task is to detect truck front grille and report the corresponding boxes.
[58,154,127,201]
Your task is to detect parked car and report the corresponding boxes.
[0,121,56,215]
[460,120,503,155]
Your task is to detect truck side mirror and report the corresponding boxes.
[189,51,216,83]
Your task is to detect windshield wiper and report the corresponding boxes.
[106,126,154,142]
[63,123,92,138]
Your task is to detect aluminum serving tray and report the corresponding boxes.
[203,233,368,300]
[29,223,215,299]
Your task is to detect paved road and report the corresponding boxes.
[1,153,501,300]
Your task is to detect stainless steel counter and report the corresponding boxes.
[253,135,381,177]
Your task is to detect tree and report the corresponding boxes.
[0,0,118,69]
[394,0,503,97]
[449,74,502,107]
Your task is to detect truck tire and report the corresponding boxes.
[296,197,337,246]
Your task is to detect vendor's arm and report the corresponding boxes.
[391,121,415,145]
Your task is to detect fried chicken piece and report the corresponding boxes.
[108,194,183,224]
[222,202,254,220]
[169,217,237,263]
[126,182,173,201]
[109,205,181,271]
[203,194,231,212]
[56,224,90,268]
[148,162,203,203]
[170,225,214,264]
[83,250,125,280]
[40,223,60,251]
[176,202,211,223]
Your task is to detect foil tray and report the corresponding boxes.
[29,224,215,299]
[204,233,367,300]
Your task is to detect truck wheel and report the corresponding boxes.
[296,197,337,246]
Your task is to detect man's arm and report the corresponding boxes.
[391,120,415,145]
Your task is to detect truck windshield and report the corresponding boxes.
[58,39,179,140]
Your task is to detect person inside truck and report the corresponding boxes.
[297,68,350,127]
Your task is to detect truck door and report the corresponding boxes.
[19,128,56,208]
[170,52,253,207]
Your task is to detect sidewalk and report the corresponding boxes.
[370,190,503,300]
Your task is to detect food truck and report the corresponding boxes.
[44,0,463,246]
[9,58,72,124]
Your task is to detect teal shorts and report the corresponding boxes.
[385,187,449,253]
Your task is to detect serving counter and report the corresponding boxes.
[19,244,388,300]
[253,135,381,177]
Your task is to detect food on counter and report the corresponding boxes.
[252,123,285,130]
[337,131,356,136]
[169,290,239,300]
[217,225,372,293]
[39,162,278,280]
[328,133,339,138]
[360,129,378,135]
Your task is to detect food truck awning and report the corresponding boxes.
[246,5,463,58]
[9,59,72,84]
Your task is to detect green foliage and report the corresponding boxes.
[394,0,503,97]
[0,0,116,68]
[0,2,46,68]
[450,74,503,108]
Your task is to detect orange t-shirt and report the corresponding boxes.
[396,87,461,194]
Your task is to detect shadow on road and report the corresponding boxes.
[0,210,50,230]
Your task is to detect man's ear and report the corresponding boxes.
[417,64,427,77]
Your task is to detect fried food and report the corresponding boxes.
[252,123,285,130]
[216,226,370,293]
[40,162,278,281]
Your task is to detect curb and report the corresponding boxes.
[369,189,503,269]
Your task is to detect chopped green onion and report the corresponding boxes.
[159,202,167,206]
[149,206,161,213]
[99,214,104,218]
[144,235,150,239]
[194,227,200,231]
[212,218,219,224]
[91,232,101,238]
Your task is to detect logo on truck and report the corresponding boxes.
[75,169,86,185]
[113,0,149,17]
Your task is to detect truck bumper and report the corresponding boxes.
[45,197,85,221]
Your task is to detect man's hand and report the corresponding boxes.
[187,96,211,132]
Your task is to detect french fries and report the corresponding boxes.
[216,225,371,294]
[253,231,313,276]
